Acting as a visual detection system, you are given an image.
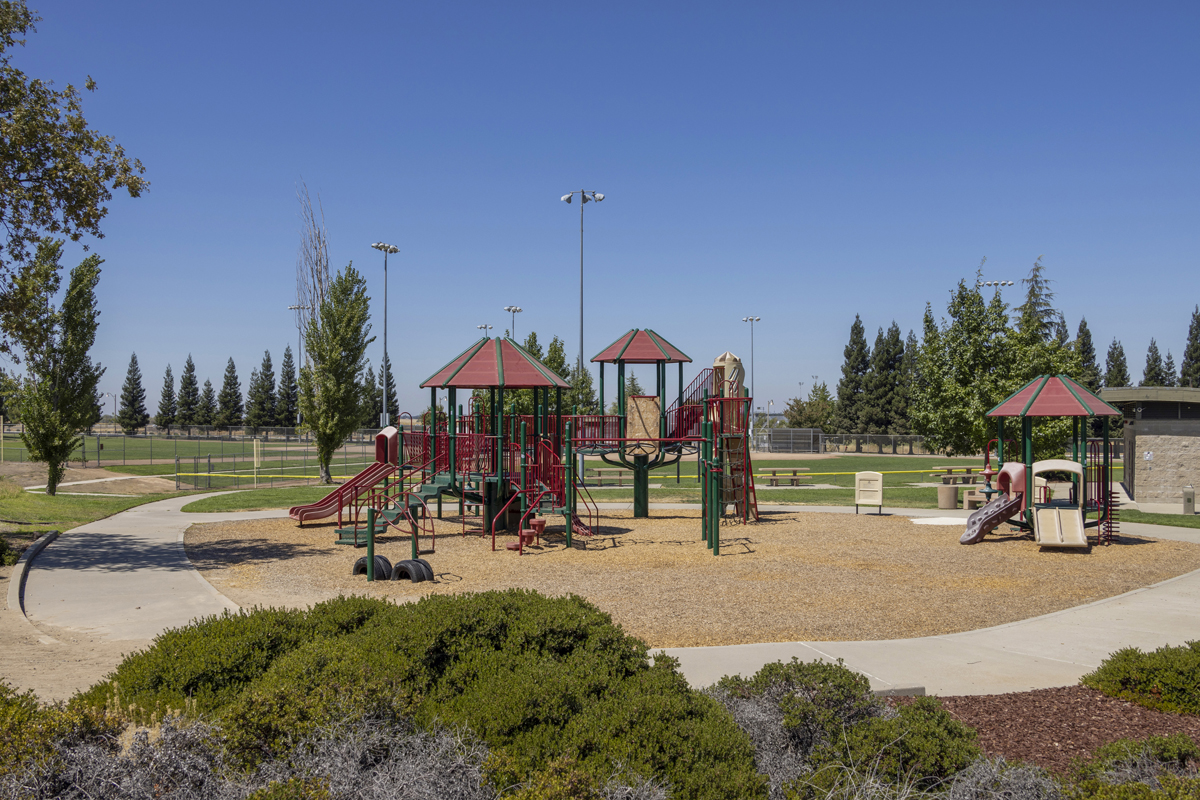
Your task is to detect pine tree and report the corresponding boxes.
[378,351,399,422]
[215,358,243,428]
[1164,351,1178,388]
[831,315,871,433]
[362,364,381,427]
[1075,318,1101,392]
[277,346,298,427]
[608,372,646,414]
[1141,339,1166,387]
[155,365,176,433]
[1016,256,1061,342]
[176,354,200,426]
[894,329,919,434]
[860,322,904,434]
[197,380,217,425]
[1105,339,1130,387]
[245,350,276,428]
[544,336,570,414]
[117,352,149,433]
[1181,306,1200,389]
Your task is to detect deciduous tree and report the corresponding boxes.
[784,378,834,430]
[0,3,146,359]
[117,353,148,434]
[298,264,374,482]
[2,240,104,493]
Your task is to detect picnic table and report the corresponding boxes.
[931,467,980,485]
[588,468,631,486]
[757,467,811,486]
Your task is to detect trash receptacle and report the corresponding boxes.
[937,484,959,510]
[1185,486,1196,515]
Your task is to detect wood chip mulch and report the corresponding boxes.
[902,687,1200,774]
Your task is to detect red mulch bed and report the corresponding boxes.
[929,686,1200,774]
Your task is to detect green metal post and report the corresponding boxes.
[701,420,711,545]
[1102,416,1111,523]
[449,387,457,486]
[617,361,626,417]
[997,418,1005,464]
[565,421,574,548]
[633,454,649,518]
[1023,416,1034,526]
[366,507,376,582]
[599,362,604,413]
[430,387,437,470]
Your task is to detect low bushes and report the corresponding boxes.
[1081,643,1200,716]
[71,590,764,799]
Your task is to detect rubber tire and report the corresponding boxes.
[390,559,426,583]
[352,555,392,579]
[413,560,434,582]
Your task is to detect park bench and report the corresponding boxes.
[588,468,631,486]
[757,467,811,486]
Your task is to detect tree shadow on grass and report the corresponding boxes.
[185,537,332,570]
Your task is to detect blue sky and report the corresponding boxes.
[15,2,1200,414]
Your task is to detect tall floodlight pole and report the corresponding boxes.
[560,190,604,379]
[371,242,399,427]
[477,324,493,335]
[742,316,761,432]
[503,306,523,339]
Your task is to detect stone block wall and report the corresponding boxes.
[1126,430,1200,502]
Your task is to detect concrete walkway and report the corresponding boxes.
[19,497,1200,696]
[22,495,285,641]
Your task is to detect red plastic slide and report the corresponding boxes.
[288,427,400,524]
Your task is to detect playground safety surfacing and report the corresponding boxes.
[183,509,1200,649]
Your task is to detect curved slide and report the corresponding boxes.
[288,460,395,523]
[959,494,1023,545]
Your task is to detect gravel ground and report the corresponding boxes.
[184,509,1200,648]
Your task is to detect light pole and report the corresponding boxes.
[371,242,399,427]
[477,324,493,336]
[742,316,760,431]
[560,189,604,377]
[503,306,523,339]
[976,279,1014,288]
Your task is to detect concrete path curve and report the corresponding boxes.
[22,495,285,641]
[19,496,1200,696]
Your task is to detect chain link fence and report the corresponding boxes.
[754,428,934,454]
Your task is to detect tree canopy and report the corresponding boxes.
[177,355,199,426]
[1182,306,1200,389]
[154,364,175,432]
[215,358,243,428]
[245,350,276,428]
[298,263,374,482]
[2,239,104,493]
[276,345,298,427]
[1075,318,1101,393]
[783,378,834,430]
[0,2,146,358]
[831,315,870,433]
[1105,339,1129,388]
[197,379,216,425]
[1141,339,1166,387]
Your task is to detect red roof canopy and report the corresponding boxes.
[420,338,571,389]
[591,329,691,364]
[987,375,1121,418]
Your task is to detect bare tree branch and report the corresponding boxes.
[295,179,330,361]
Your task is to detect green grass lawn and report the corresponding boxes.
[1120,509,1200,529]
[0,478,191,555]
[181,486,334,513]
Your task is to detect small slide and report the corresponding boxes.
[289,460,395,524]
[1034,507,1088,548]
[959,494,1023,545]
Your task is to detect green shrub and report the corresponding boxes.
[74,595,390,720]
[1081,643,1200,715]
[1087,734,1200,777]
[715,657,880,756]
[244,777,331,800]
[796,696,981,796]
[0,681,121,777]
[68,590,763,800]
[1069,775,1200,800]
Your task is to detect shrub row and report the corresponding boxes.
[1081,642,1200,716]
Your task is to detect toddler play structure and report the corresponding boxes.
[959,375,1122,549]
[288,329,760,572]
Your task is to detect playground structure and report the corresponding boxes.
[960,375,1122,548]
[288,329,761,571]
